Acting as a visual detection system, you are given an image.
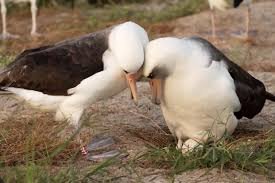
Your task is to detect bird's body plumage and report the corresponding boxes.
[0,28,110,95]
[143,37,274,152]
[1,21,149,128]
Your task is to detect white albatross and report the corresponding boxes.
[140,36,275,152]
[0,21,149,154]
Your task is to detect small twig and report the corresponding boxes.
[226,130,271,148]
[105,104,170,136]
[128,110,170,136]
[0,130,8,144]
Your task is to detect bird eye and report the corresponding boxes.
[148,73,154,79]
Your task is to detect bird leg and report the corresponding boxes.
[245,5,251,39]
[30,0,40,37]
[0,0,19,39]
[55,105,87,156]
[210,9,216,39]
[1,0,7,37]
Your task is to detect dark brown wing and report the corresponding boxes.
[225,60,267,119]
[0,28,111,95]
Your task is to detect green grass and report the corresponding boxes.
[0,112,121,183]
[87,0,208,29]
[2,157,119,183]
[0,127,119,183]
[0,55,14,67]
[138,130,275,177]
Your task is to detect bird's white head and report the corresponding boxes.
[143,37,181,79]
[108,21,149,102]
[109,21,149,73]
[143,37,182,104]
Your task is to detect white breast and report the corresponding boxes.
[160,59,241,140]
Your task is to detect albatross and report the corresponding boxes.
[0,21,149,154]
[138,36,275,152]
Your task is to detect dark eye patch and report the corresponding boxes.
[148,73,154,79]
[148,66,169,79]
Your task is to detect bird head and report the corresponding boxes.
[109,21,149,103]
[142,37,180,104]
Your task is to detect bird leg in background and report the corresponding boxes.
[245,5,251,39]
[30,0,40,36]
[149,79,161,105]
[1,0,7,37]
[0,0,19,39]
[210,9,216,39]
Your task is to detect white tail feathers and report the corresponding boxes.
[3,87,85,127]
[3,87,66,111]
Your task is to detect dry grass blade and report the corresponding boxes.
[129,110,170,136]
[0,112,92,166]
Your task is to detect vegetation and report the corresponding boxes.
[138,130,275,178]
[87,0,207,29]
[0,0,274,182]
[2,154,118,183]
[0,116,119,182]
[0,55,14,67]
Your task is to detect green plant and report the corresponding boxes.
[87,0,208,30]
[0,55,14,67]
[138,130,275,177]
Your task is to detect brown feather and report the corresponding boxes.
[0,28,111,95]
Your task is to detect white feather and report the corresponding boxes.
[109,21,149,73]
[3,87,66,111]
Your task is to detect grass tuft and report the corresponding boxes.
[138,130,275,177]
[87,0,208,30]
[0,55,14,67]
[0,114,119,182]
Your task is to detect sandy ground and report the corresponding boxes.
[0,1,275,182]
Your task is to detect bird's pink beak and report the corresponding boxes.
[125,73,138,103]
[149,79,161,105]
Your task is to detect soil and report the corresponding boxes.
[0,1,275,182]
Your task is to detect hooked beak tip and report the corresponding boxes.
[125,73,138,104]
